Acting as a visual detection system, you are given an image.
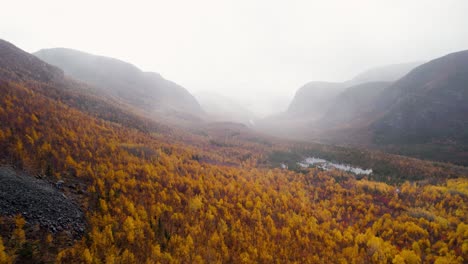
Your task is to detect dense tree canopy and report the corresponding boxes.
[0,80,466,263]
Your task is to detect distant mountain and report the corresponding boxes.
[285,62,422,121]
[318,81,392,129]
[256,55,468,165]
[287,82,347,120]
[367,50,468,164]
[194,91,256,125]
[348,62,423,85]
[303,51,468,165]
[257,62,421,140]
[34,48,203,117]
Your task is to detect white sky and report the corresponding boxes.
[2,0,468,116]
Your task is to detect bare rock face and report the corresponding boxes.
[0,167,85,236]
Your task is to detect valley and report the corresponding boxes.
[0,31,467,264]
[256,52,468,167]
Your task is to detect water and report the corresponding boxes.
[298,157,372,175]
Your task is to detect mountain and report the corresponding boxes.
[256,62,421,140]
[194,91,256,125]
[0,39,171,135]
[368,50,468,164]
[286,82,347,120]
[318,81,392,129]
[257,55,468,165]
[306,51,468,165]
[286,62,422,121]
[0,40,64,83]
[34,48,203,117]
[348,61,423,85]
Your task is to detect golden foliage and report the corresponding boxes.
[0,80,466,263]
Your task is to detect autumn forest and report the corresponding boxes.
[1,3,468,259]
[0,39,466,264]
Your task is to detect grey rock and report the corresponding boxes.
[0,166,85,236]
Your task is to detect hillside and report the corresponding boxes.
[257,62,422,141]
[0,39,467,263]
[318,81,391,129]
[286,82,346,119]
[349,62,423,85]
[369,50,468,164]
[34,48,203,119]
[258,51,468,165]
[312,51,468,165]
[0,40,64,83]
[285,62,421,121]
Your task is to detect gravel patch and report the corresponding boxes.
[0,166,85,235]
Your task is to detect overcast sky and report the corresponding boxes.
[2,0,468,115]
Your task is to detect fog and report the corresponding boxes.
[2,0,468,116]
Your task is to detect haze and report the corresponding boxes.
[2,0,468,116]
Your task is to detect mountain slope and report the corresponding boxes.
[315,51,468,165]
[257,54,468,165]
[319,81,392,129]
[286,82,346,119]
[0,40,64,83]
[34,48,202,117]
[256,63,421,140]
[286,62,422,121]
[0,39,172,135]
[368,50,468,164]
[348,61,423,85]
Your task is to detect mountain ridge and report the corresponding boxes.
[34,47,203,117]
[285,62,423,120]
[0,39,64,83]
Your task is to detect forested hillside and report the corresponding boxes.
[0,40,467,263]
[1,79,467,263]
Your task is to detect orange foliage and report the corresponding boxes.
[0,80,466,263]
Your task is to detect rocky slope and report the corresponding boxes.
[0,167,85,236]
